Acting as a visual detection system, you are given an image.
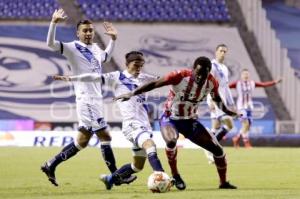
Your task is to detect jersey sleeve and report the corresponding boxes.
[209,75,220,99]
[229,81,237,88]
[210,63,218,77]
[61,42,74,57]
[255,80,276,87]
[102,71,119,86]
[164,69,190,85]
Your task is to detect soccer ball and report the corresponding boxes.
[147,171,172,193]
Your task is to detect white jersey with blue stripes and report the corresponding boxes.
[62,41,108,99]
[103,70,157,129]
[210,59,234,106]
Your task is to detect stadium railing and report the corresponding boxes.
[237,0,300,127]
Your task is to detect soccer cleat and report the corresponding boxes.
[219,181,237,189]
[100,174,113,190]
[41,163,58,186]
[171,174,186,190]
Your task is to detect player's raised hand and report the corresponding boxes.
[51,8,67,23]
[103,21,117,40]
[53,75,70,81]
[113,93,133,102]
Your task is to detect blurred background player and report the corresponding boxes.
[115,56,238,190]
[53,51,167,190]
[41,9,135,186]
[230,69,282,148]
[204,44,236,164]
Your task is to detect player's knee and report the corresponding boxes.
[212,145,224,157]
[166,139,177,149]
[76,139,89,148]
[97,130,112,141]
[142,139,155,149]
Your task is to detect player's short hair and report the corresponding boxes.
[216,43,228,51]
[242,68,249,72]
[125,51,144,65]
[193,56,212,71]
[76,19,93,30]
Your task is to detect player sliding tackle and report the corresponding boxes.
[114,56,239,189]
[53,51,170,191]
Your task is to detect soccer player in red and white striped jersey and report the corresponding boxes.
[115,56,238,190]
[230,69,282,148]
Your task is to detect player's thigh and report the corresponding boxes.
[222,116,234,129]
[241,119,250,131]
[159,114,179,146]
[211,118,221,129]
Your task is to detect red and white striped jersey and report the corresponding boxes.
[163,69,219,120]
[229,80,277,110]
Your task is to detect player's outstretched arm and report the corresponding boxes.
[213,94,239,117]
[53,75,70,81]
[53,73,101,82]
[255,77,282,87]
[103,22,117,63]
[114,77,170,101]
[47,8,67,51]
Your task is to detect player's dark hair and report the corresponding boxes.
[76,19,93,30]
[242,68,249,72]
[125,51,144,65]
[193,56,212,71]
[216,43,228,51]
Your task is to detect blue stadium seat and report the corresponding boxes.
[76,0,231,22]
[0,0,59,20]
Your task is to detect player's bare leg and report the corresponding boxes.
[100,138,164,190]
[161,124,186,190]
[100,156,143,190]
[240,120,252,148]
[41,128,90,186]
[96,129,117,173]
[187,120,237,189]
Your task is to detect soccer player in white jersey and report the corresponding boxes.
[204,44,235,164]
[53,51,167,190]
[230,69,282,148]
[41,9,135,186]
[115,56,238,190]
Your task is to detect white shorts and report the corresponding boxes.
[123,122,153,157]
[76,97,107,132]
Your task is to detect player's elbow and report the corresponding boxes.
[46,40,54,48]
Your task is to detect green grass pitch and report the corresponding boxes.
[0,147,299,199]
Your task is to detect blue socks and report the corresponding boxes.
[148,152,164,172]
[101,143,117,173]
[48,142,80,169]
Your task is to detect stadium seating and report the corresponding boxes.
[76,0,231,22]
[263,1,300,78]
[0,0,59,20]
